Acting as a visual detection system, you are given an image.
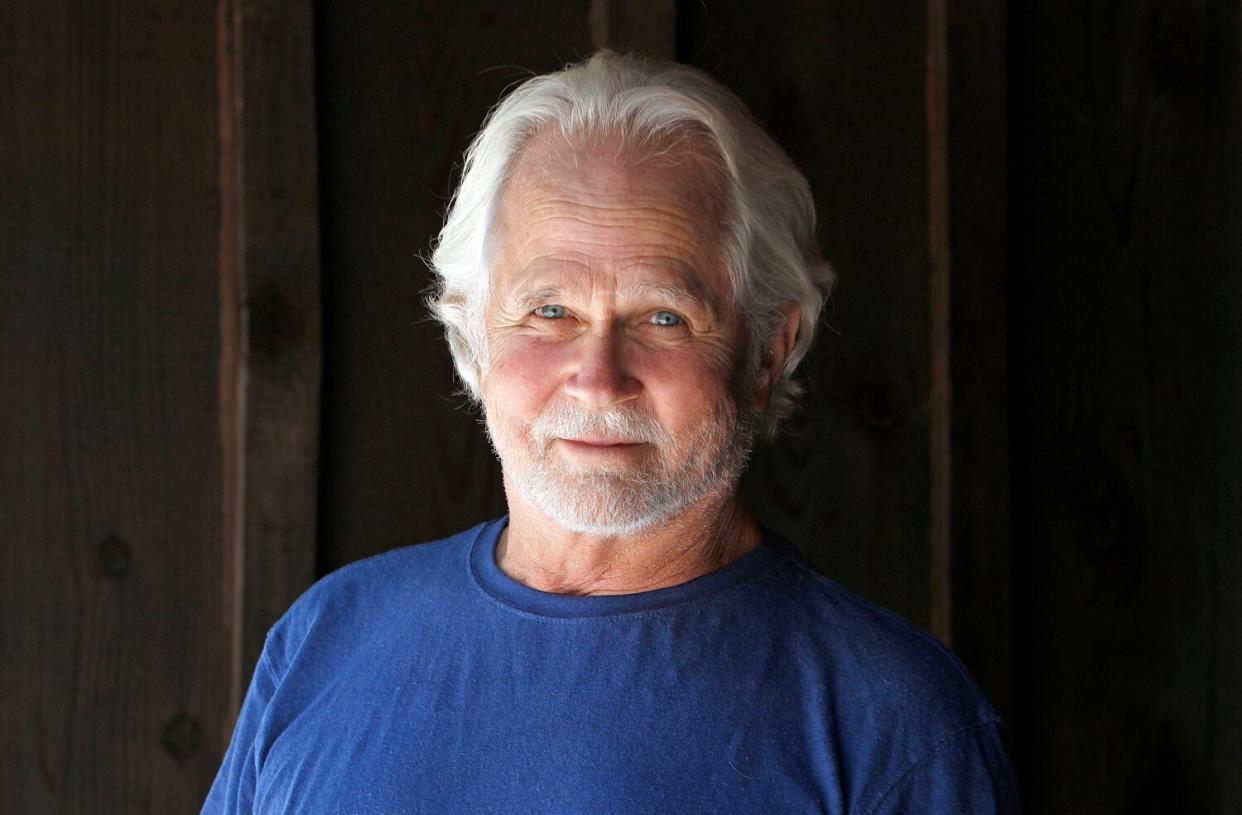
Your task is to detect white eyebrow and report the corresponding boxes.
[632,280,721,316]
[509,285,567,313]
[504,274,722,316]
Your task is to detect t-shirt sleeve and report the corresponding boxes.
[200,636,283,814]
[866,720,1021,814]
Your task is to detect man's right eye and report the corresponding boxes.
[533,304,567,319]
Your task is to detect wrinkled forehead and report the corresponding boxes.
[508,123,728,182]
[491,127,734,290]
[500,126,730,231]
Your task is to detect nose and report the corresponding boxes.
[562,327,642,408]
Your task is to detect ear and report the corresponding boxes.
[754,302,801,409]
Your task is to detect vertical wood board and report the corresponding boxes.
[225,0,322,712]
[1009,1,1242,809]
[945,0,1012,726]
[0,1,231,810]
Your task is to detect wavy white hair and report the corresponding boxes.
[428,50,834,436]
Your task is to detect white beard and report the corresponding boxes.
[485,398,755,535]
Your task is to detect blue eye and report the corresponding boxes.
[651,310,682,327]
[534,304,566,319]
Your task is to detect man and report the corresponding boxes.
[204,51,1019,813]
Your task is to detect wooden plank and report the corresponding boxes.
[925,0,953,645]
[0,0,231,809]
[945,0,1012,725]
[679,1,934,626]
[224,0,322,710]
[1219,161,1242,810]
[1216,21,1242,794]
[315,2,593,572]
[1009,0,1242,809]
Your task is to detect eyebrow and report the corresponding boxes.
[631,280,720,315]
[505,269,724,317]
[508,285,567,313]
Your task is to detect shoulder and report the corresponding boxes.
[761,543,1000,733]
[756,545,1016,809]
[263,519,498,671]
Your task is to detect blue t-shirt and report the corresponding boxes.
[203,518,1019,813]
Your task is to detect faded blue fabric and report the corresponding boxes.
[203,518,1019,814]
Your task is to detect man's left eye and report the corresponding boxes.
[533,304,567,319]
[650,310,683,327]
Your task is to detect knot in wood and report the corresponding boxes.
[162,713,203,762]
[98,534,132,578]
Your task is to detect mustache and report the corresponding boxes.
[529,403,668,445]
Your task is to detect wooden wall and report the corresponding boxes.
[1,0,320,810]
[2,0,1239,812]
[1009,1,1242,810]
[2,2,234,810]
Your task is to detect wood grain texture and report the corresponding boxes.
[315,1,593,572]
[1,1,231,810]
[679,1,934,626]
[925,0,953,645]
[1009,1,1242,810]
[945,0,1012,726]
[226,0,322,713]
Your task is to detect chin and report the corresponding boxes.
[517,471,688,536]
[514,463,747,537]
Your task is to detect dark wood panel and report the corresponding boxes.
[926,0,952,644]
[224,0,322,708]
[0,1,231,810]
[315,2,593,572]
[1009,1,1242,810]
[945,0,1012,725]
[679,1,934,626]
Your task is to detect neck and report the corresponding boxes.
[496,486,762,596]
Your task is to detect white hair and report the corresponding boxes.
[428,50,835,435]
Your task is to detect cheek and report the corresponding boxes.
[484,336,568,414]
[630,348,738,427]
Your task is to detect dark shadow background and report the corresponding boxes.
[2,1,1239,812]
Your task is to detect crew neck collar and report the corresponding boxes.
[468,517,791,618]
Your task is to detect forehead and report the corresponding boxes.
[492,130,731,298]
[506,126,726,193]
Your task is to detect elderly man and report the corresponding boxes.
[204,52,1018,813]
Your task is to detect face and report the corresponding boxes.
[480,132,757,534]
